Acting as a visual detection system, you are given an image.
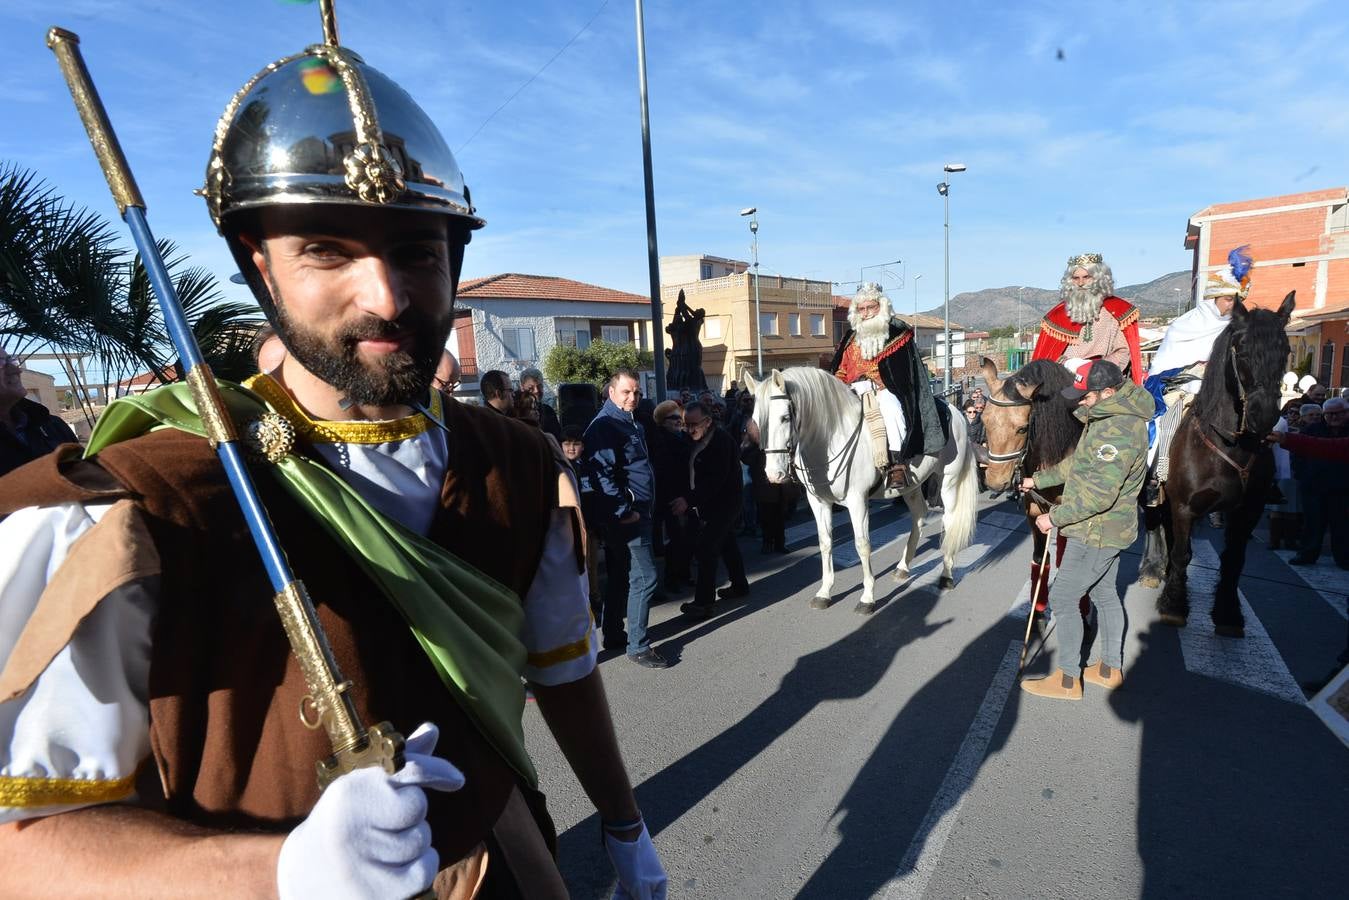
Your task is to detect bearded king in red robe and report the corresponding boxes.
[1031,253,1145,384]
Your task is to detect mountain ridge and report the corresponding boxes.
[919,271,1193,332]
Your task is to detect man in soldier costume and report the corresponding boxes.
[0,11,666,900]
[1032,253,1145,384]
[829,282,947,494]
[1018,360,1152,700]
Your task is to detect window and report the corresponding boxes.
[700,262,713,279]
[1341,341,1349,389]
[703,318,723,340]
[1320,340,1335,387]
[576,330,591,349]
[811,314,826,336]
[501,326,536,361]
[601,324,630,344]
[788,313,801,336]
[834,320,846,344]
[759,312,778,336]
[555,329,576,348]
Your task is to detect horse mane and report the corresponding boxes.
[1190,305,1289,435]
[1006,359,1082,468]
[779,367,858,448]
[1190,324,1237,426]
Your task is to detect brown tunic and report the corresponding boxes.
[0,396,569,899]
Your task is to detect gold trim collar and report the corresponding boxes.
[243,373,441,445]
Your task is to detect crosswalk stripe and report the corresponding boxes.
[1178,538,1305,705]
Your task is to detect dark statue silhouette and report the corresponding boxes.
[665,290,708,392]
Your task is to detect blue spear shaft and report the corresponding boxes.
[47,26,404,788]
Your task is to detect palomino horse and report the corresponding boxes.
[974,358,1083,606]
[745,368,979,613]
[1144,293,1294,636]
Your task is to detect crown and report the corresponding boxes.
[1068,253,1103,267]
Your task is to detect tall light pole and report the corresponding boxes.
[634,0,665,394]
[1016,285,1025,345]
[913,273,924,316]
[741,207,762,376]
[938,162,966,392]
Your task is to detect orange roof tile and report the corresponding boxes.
[458,273,650,305]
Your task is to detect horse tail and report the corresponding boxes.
[941,429,980,562]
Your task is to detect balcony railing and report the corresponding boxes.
[661,272,833,310]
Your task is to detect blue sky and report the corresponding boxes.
[3,0,1346,332]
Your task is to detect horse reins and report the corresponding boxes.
[1194,344,1262,489]
[762,390,865,492]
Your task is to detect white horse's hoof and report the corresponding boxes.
[939,575,956,590]
[809,596,831,610]
[854,600,876,615]
[893,568,910,583]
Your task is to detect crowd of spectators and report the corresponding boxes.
[1267,379,1349,569]
[474,371,802,670]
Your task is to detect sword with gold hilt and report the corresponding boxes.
[46,27,406,793]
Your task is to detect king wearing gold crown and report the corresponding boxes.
[1031,253,1145,384]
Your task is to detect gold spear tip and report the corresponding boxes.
[46,26,80,48]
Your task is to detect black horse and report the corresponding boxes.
[1142,293,1295,636]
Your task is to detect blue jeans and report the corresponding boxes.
[602,517,658,655]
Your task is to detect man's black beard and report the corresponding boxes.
[1062,285,1106,325]
[268,277,451,407]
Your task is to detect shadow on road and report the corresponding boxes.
[558,513,1024,897]
[1111,621,1349,898]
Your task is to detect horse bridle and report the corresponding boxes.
[1192,343,1262,488]
[762,389,864,489]
[981,388,1034,464]
[762,392,796,463]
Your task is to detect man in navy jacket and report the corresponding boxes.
[581,368,667,668]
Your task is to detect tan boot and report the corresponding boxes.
[1083,662,1124,690]
[1020,669,1083,701]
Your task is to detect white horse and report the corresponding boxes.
[745,368,979,613]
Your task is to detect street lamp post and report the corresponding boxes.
[740,207,762,376]
[634,0,666,394]
[938,163,966,393]
[912,273,923,316]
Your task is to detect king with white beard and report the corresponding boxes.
[828,283,948,493]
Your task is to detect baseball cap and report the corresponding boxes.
[1061,359,1126,400]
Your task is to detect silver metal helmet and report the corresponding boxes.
[202,42,483,232]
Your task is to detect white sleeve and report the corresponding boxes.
[520,508,597,687]
[0,503,155,824]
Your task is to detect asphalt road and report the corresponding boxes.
[524,496,1349,899]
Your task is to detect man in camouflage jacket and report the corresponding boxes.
[1019,360,1152,700]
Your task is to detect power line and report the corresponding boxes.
[456,0,613,154]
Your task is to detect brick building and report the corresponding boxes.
[1185,188,1349,388]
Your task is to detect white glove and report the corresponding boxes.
[277,722,465,900]
[604,823,668,900]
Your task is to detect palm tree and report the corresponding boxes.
[0,162,262,423]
